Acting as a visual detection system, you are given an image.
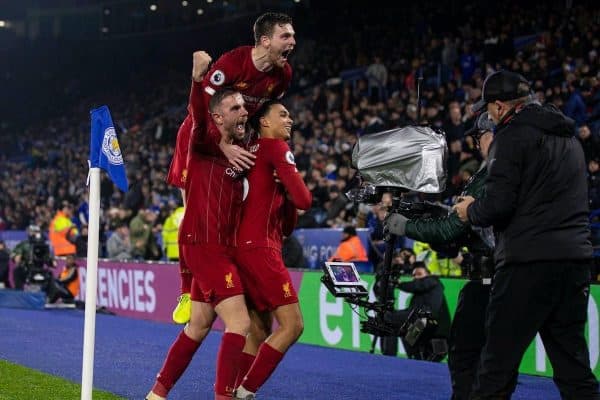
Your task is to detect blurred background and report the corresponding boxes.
[0,0,599,277]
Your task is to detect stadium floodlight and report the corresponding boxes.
[0,21,5,28]
[149,4,157,11]
[182,0,189,6]
[103,8,110,15]
[101,27,109,33]
[197,8,204,15]
[207,0,213,3]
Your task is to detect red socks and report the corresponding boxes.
[241,343,284,393]
[214,332,246,397]
[235,352,256,388]
[154,330,201,396]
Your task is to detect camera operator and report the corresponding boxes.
[385,112,494,399]
[47,254,80,304]
[11,225,56,290]
[454,70,599,399]
[382,263,451,359]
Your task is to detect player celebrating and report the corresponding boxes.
[148,53,250,400]
[169,11,296,325]
[233,100,312,399]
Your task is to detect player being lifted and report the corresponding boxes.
[233,100,312,399]
[169,11,296,325]
[148,12,297,400]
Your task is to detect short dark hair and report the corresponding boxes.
[249,99,281,132]
[343,226,357,236]
[412,262,430,274]
[253,12,293,44]
[209,88,239,113]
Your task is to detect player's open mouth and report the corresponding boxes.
[285,125,292,133]
[281,49,292,60]
[236,123,245,133]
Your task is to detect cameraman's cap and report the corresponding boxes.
[472,70,531,113]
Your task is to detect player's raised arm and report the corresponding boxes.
[188,51,227,156]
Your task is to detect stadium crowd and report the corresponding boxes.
[0,2,599,270]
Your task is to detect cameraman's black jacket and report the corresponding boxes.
[399,276,451,337]
[467,104,592,267]
[405,166,490,257]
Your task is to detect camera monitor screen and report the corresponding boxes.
[325,262,363,286]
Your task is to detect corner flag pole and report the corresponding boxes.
[83,105,128,399]
[81,167,101,400]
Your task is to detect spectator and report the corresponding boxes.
[129,209,161,261]
[282,235,307,269]
[329,226,368,262]
[106,222,132,261]
[365,56,388,102]
[75,225,88,258]
[589,158,600,209]
[577,125,600,164]
[162,205,184,262]
[325,185,348,227]
[564,79,591,127]
[47,254,80,304]
[0,240,10,288]
[49,201,78,257]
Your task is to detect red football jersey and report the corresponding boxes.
[166,46,292,189]
[166,114,192,189]
[202,46,292,116]
[178,82,246,247]
[237,138,312,251]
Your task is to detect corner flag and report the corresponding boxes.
[82,105,128,400]
[89,105,128,192]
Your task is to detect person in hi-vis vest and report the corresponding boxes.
[329,226,368,262]
[49,201,78,257]
[162,206,185,261]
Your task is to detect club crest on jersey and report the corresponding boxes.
[234,82,249,90]
[102,127,124,165]
[210,70,225,86]
[181,168,188,183]
[282,282,292,298]
[225,272,234,288]
[285,151,295,165]
[266,83,275,95]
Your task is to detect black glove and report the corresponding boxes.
[385,213,409,236]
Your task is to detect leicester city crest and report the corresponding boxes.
[102,127,124,165]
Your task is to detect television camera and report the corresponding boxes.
[321,122,449,360]
[22,226,55,291]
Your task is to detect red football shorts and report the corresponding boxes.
[178,243,190,274]
[235,247,298,312]
[182,243,244,307]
